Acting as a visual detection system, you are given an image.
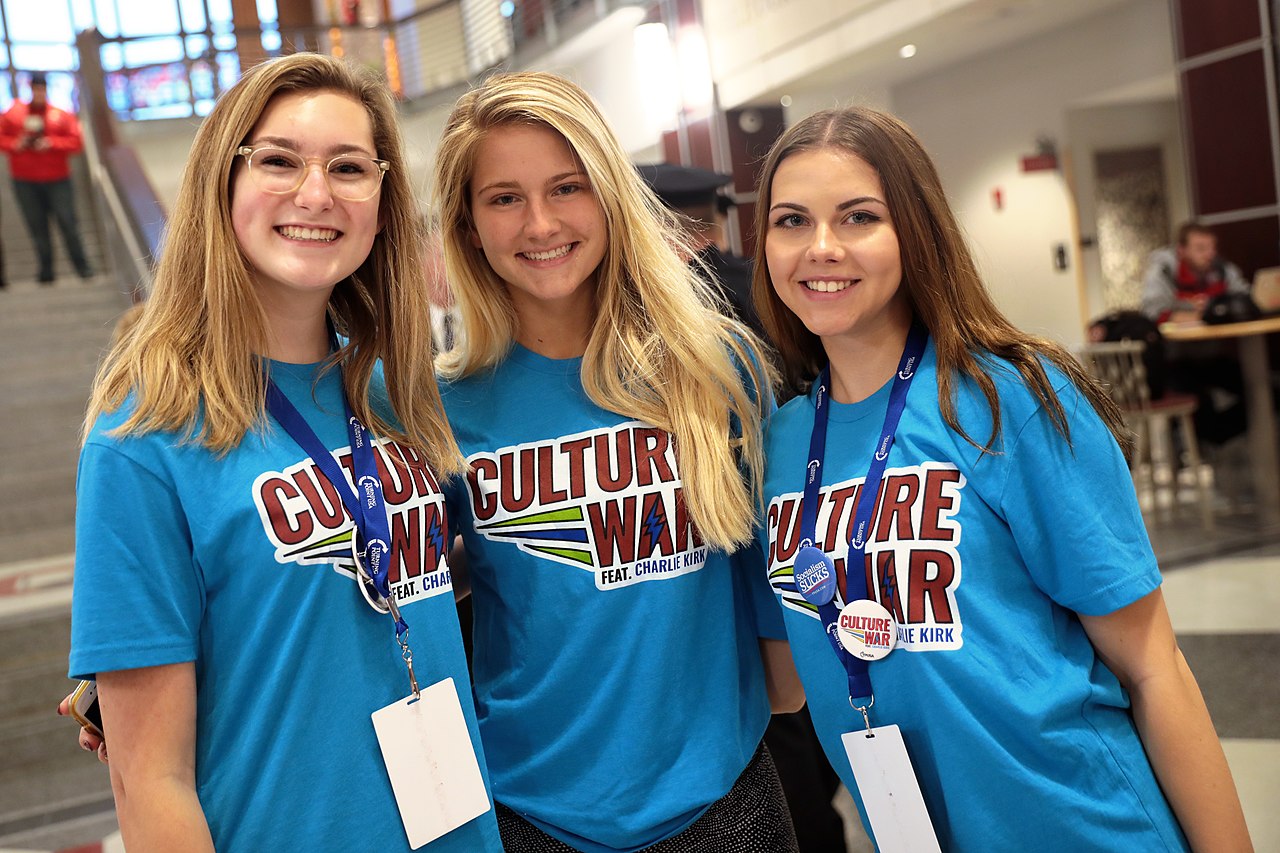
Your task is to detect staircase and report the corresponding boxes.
[0,270,129,849]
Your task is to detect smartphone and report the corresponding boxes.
[68,679,104,739]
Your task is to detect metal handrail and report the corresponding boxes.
[76,28,162,301]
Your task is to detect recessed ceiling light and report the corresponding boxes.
[780,95,793,107]
[899,43,917,59]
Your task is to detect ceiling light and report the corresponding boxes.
[899,43,917,59]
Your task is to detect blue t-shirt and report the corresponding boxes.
[69,360,501,853]
[759,342,1189,852]
[441,344,775,853]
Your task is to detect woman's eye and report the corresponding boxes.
[330,159,369,176]
[847,211,880,225]
[772,213,806,228]
[492,194,518,206]
[260,154,299,170]
[553,183,581,197]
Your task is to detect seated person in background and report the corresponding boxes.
[1141,221,1248,444]
[1142,220,1249,323]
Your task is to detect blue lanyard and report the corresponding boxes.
[797,324,928,700]
[264,367,408,639]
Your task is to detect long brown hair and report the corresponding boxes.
[751,107,1129,454]
[86,53,462,475]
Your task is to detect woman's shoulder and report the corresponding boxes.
[963,348,1075,400]
[951,348,1091,437]
[764,390,814,442]
[80,395,195,486]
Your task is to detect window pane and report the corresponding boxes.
[10,43,76,71]
[123,36,184,66]
[185,33,209,57]
[100,41,123,71]
[261,28,280,52]
[256,0,277,25]
[71,0,96,32]
[179,0,208,31]
[123,62,191,113]
[118,0,181,37]
[94,0,120,38]
[207,0,233,31]
[105,70,130,111]
[189,56,214,99]
[216,50,239,89]
[6,1,73,42]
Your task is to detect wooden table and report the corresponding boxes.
[1160,315,1280,519]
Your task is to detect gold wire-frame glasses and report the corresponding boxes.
[235,145,390,202]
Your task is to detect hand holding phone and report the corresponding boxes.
[68,679,104,740]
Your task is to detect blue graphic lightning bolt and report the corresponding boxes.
[643,502,665,550]
[426,511,446,561]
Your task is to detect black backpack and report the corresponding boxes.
[1089,310,1167,399]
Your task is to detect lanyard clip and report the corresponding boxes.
[851,694,875,735]
[397,627,421,699]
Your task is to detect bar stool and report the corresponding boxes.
[1078,340,1214,530]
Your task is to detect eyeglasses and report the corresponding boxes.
[236,145,390,202]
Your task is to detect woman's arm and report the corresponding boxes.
[1080,589,1252,853]
[449,535,471,602]
[97,663,214,853]
[759,638,805,714]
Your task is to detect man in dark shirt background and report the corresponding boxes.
[636,163,766,341]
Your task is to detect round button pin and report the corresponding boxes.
[794,545,837,606]
[835,599,897,661]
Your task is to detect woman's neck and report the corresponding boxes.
[261,297,331,364]
[822,310,914,404]
[512,296,594,359]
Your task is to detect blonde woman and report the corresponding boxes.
[432,71,802,851]
[753,106,1251,852]
[65,54,500,852]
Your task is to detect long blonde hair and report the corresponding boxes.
[752,107,1129,455]
[85,53,462,476]
[432,71,774,549]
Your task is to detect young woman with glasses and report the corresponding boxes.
[64,53,501,852]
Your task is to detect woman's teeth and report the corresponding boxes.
[278,226,338,242]
[523,244,572,261]
[804,280,853,293]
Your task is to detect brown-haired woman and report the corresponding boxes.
[752,106,1251,852]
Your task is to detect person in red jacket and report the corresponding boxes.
[0,72,93,283]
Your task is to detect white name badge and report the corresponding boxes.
[371,677,492,849]
[841,725,941,853]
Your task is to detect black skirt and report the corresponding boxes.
[495,741,800,853]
